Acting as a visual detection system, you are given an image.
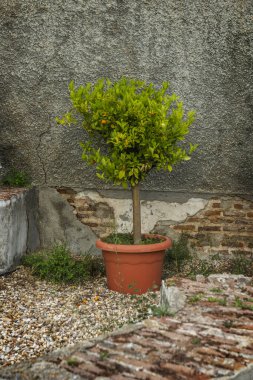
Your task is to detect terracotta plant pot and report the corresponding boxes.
[96,234,172,295]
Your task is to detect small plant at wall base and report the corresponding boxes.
[22,245,105,284]
[57,77,198,294]
[1,168,30,187]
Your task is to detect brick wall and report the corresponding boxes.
[168,197,253,256]
[57,188,115,238]
[57,188,253,257]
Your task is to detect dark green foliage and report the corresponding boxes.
[234,297,253,311]
[1,169,31,187]
[191,337,201,345]
[186,256,218,278]
[56,77,197,189]
[207,297,227,306]
[223,320,233,328]
[22,245,105,284]
[164,234,191,275]
[66,357,80,367]
[103,233,162,245]
[149,305,175,317]
[226,253,253,277]
[210,288,222,293]
[188,294,204,303]
[57,77,198,242]
[163,235,253,278]
[99,351,110,361]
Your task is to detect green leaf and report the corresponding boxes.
[189,143,198,154]
[69,80,75,91]
[96,173,105,180]
[56,77,198,189]
[119,170,125,179]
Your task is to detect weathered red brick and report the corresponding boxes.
[84,221,99,227]
[198,226,221,232]
[187,217,203,222]
[204,210,222,217]
[161,362,200,377]
[76,211,93,218]
[195,347,225,357]
[76,205,91,211]
[110,355,154,371]
[221,240,244,248]
[56,187,76,195]
[111,375,134,380]
[214,217,235,224]
[223,225,245,232]
[173,225,196,231]
[235,218,253,225]
[212,202,221,208]
[234,204,244,210]
[243,226,253,232]
[224,210,245,217]
[62,361,104,377]
[120,373,155,380]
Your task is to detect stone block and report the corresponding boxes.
[38,187,100,255]
[0,188,39,274]
[160,281,186,313]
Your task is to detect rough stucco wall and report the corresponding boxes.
[0,0,252,194]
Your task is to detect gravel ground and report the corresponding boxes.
[0,267,159,367]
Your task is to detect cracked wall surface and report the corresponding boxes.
[58,188,253,257]
[57,188,208,238]
[0,1,252,194]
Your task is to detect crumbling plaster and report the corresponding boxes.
[75,190,208,234]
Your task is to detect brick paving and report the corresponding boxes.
[0,274,252,379]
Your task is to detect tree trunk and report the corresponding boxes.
[132,183,141,244]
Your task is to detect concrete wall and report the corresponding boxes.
[0,187,100,274]
[0,188,40,274]
[0,0,252,195]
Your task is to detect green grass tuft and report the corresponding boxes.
[163,235,253,279]
[22,245,105,284]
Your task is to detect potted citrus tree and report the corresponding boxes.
[57,77,197,294]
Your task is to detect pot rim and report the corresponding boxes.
[96,234,172,253]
